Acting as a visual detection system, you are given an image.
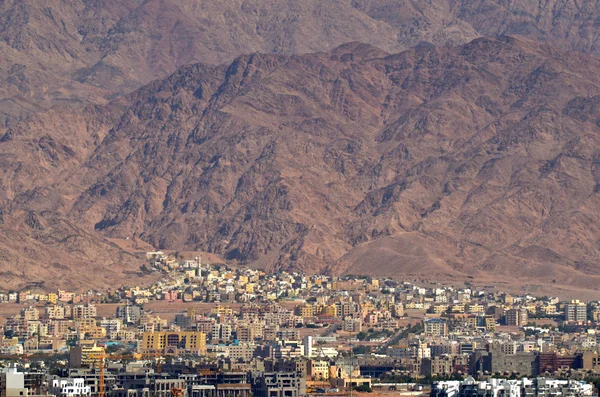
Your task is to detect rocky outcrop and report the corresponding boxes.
[4,36,600,289]
[2,0,600,125]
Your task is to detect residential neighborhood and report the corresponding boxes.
[0,252,599,397]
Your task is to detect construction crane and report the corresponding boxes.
[89,352,106,397]
[89,351,167,397]
[171,387,184,397]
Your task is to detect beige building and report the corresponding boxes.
[424,318,447,337]
[141,331,206,354]
[21,307,39,321]
[72,304,97,320]
[308,360,330,380]
[565,300,587,323]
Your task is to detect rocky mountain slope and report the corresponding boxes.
[2,0,600,126]
[4,36,600,290]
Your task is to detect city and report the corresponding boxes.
[0,252,598,397]
[3,1,600,397]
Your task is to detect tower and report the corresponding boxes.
[303,335,313,357]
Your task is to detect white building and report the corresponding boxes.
[1,367,26,397]
[50,378,91,397]
[100,318,122,339]
[431,377,593,397]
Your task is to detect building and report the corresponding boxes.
[116,306,142,325]
[295,305,314,319]
[22,307,39,322]
[0,367,28,397]
[276,329,300,341]
[308,359,329,380]
[470,343,537,377]
[69,341,105,369]
[421,356,453,377]
[506,308,528,327]
[431,376,593,397]
[99,319,122,339]
[72,304,97,320]
[424,318,448,337]
[141,331,206,354]
[211,324,232,342]
[215,384,252,397]
[252,372,306,397]
[47,305,68,320]
[303,336,313,357]
[536,353,580,374]
[219,345,254,361]
[341,318,362,333]
[565,300,587,323]
[50,378,91,397]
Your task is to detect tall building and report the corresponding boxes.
[303,335,313,357]
[141,331,206,354]
[505,308,528,327]
[565,300,587,323]
[212,324,232,341]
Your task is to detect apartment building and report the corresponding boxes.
[565,300,587,323]
[72,305,97,320]
[506,308,528,327]
[424,318,448,337]
[141,331,206,354]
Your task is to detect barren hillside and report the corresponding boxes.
[3,36,600,291]
[2,0,599,125]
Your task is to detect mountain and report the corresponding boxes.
[2,0,600,126]
[4,35,600,291]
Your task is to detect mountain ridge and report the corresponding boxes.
[2,0,600,126]
[3,35,600,290]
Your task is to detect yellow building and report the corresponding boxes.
[591,309,600,322]
[541,305,558,316]
[432,305,449,314]
[484,316,496,331]
[308,359,330,380]
[75,319,106,339]
[0,337,19,347]
[296,304,315,318]
[361,302,376,313]
[466,304,485,314]
[75,318,97,332]
[70,341,105,368]
[315,304,338,317]
[141,331,206,354]
[211,305,233,316]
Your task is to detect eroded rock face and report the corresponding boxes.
[2,0,600,124]
[3,35,600,290]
